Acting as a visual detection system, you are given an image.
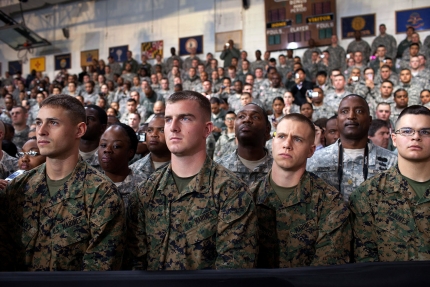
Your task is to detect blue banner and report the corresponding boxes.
[8,61,22,75]
[54,53,71,70]
[179,35,204,56]
[109,45,128,62]
[396,7,430,33]
[341,14,375,39]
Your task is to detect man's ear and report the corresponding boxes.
[76,122,87,139]
[205,121,214,138]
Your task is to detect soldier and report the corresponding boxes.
[324,115,339,146]
[252,113,351,268]
[390,88,409,123]
[126,91,257,270]
[307,95,397,201]
[368,119,390,150]
[394,68,423,106]
[310,87,336,121]
[347,31,371,64]
[350,105,430,262]
[217,103,272,186]
[0,95,125,271]
[261,73,286,112]
[182,67,201,91]
[98,123,144,208]
[0,121,17,176]
[11,106,29,150]
[79,105,107,172]
[129,114,170,180]
[327,35,346,70]
[371,24,397,60]
[210,97,227,141]
[325,74,351,108]
[214,111,237,161]
[367,80,395,117]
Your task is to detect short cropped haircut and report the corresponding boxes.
[86,104,108,125]
[110,123,138,157]
[40,94,86,125]
[316,70,327,77]
[410,43,419,49]
[272,96,284,104]
[381,80,394,86]
[167,90,211,121]
[210,97,221,105]
[340,94,370,114]
[368,119,389,137]
[277,113,316,141]
[395,105,430,128]
[127,98,137,105]
[226,111,236,117]
[238,103,270,129]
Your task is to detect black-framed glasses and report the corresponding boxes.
[16,151,41,158]
[395,127,430,137]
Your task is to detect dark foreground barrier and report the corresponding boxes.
[0,261,429,287]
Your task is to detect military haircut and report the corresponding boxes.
[381,79,394,86]
[40,94,86,125]
[339,94,370,114]
[86,104,108,125]
[363,67,374,75]
[316,70,327,77]
[421,89,430,95]
[410,43,420,49]
[394,88,408,98]
[334,73,345,80]
[277,113,316,141]
[151,113,165,120]
[395,105,430,129]
[109,123,138,157]
[226,110,236,117]
[368,119,389,137]
[400,67,411,73]
[167,90,211,121]
[11,106,27,114]
[209,97,221,105]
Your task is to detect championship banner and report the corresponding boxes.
[396,7,430,33]
[141,41,163,59]
[179,36,203,56]
[54,53,71,70]
[341,14,376,39]
[80,49,99,67]
[109,45,128,62]
[29,57,45,72]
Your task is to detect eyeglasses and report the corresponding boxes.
[225,118,235,121]
[395,127,430,137]
[16,151,41,158]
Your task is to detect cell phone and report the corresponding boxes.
[351,76,358,82]
[5,170,25,182]
[306,90,317,98]
[383,59,387,63]
[226,43,230,47]
[367,74,373,81]
[346,54,350,59]
[271,117,276,122]
[295,73,300,79]
[137,133,146,142]
[320,54,325,58]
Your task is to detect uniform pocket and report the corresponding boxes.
[375,223,410,262]
[284,219,318,267]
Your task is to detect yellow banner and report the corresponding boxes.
[29,57,45,72]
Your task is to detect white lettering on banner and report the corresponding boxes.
[316,22,334,29]
[290,26,309,33]
[267,29,283,35]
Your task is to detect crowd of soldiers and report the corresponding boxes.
[0,24,430,271]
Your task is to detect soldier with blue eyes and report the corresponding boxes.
[251,113,351,268]
[307,94,397,201]
[350,105,430,262]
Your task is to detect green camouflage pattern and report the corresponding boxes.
[0,157,126,271]
[251,171,351,268]
[126,156,257,270]
[216,149,273,186]
[213,131,237,161]
[350,165,430,262]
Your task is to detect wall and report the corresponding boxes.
[0,0,429,80]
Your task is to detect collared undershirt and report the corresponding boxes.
[403,176,430,199]
[238,153,268,171]
[172,171,198,193]
[153,161,169,170]
[79,148,98,161]
[343,148,364,161]
[269,173,296,202]
[47,172,73,197]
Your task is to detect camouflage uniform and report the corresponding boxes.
[327,45,347,70]
[206,133,216,159]
[346,81,370,99]
[390,107,404,124]
[114,170,145,208]
[324,90,351,109]
[367,93,396,118]
[156,90,172,102]
[81,149,103,172]
[251,60,268,73]
[141,93,158,122]
[312,104,336,121]
[126,156,258,270]
[12,126,30,150]
[183,56,201,72]
[213,131,237,161]
[371,34,397,59]
[182,77,201,91]
[251,171,351,268]
[306,140,397,201]
[413,69,430,88]
[302,47,322,68]
[393,82,423,106]
[0,158,125,271]
[129,153,170,180]
[82,92,98,105]
[350,165,430,262]
[216,149,273,186]
[1,150,18,177]
[374,73,399,87]
[261,87,287,111]
[347,40,371,64]
[0,112,11,125]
